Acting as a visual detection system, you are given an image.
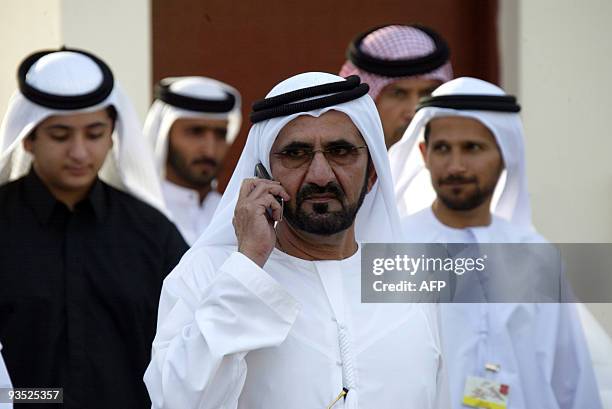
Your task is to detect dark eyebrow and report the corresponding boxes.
[431,139,449,146]
[189,125,227,132]
[43,125,71,132]
[43,122,109,131]
[85,122,109,129]
[185,125,204,132]
[462,140,490,147]
[278,141,313,151]
[323,139,359,149]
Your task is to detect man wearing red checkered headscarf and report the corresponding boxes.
[340,24,453,148]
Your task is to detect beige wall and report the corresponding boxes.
[500,0,612,333]
[0,0,62,118]
[61,0,151,120]
[498,0,519,96]
[501,0,612,243]
[0,0,151,122]
[519,0,612,244]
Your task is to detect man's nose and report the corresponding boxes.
[447,150,467,174]
[199,131,219,157]
[303,151,336,187]
[401,93,419,121]
[68,135,88,161]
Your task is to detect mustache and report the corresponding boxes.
[191,156,218,167]
[439,175,478,185]
[296,182,345,205]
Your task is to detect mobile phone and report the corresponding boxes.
[254,163,284,221]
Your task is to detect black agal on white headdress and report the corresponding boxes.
[18,48,114,110]
[155,78,237,113]
[346,24,450,78]
[250,75,369,123]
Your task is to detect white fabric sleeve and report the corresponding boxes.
[546,303,603,409]
[144,251,300,409]
[420,304,451,409]
[577,304,612,408]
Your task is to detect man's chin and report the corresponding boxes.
[438,194,486,211]
[394,124,410,139]
[295,221,351,236]
[385,127,410,148]
[301,201,342,214]
[396,126,409,137]
[183,171,216,187]
[62,168,96,181]
[284,210,353,236]
[57,177,97,192]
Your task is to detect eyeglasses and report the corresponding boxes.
[272,145,368,169]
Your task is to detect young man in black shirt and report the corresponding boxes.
[0,48,188,409]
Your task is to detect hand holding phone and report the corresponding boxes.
[254,163,284,222]
[233,165,289,267]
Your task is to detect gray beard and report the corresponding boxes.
[283,174,369,236]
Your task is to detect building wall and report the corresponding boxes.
[518,0,612,244]
[0,0,151,122]
[0,0,62,119]
[499,0,612,333]
[61,0,151,120]
[152,0,500,190]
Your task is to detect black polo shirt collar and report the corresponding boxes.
[22,168,108,224]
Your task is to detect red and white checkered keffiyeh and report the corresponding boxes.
[340,25,453,100]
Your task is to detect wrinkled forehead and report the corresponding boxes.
[271,110,365,149]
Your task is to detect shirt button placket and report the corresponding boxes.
[64,212,87,408]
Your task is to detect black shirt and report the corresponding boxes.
[0,170,188,409]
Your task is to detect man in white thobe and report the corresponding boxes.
[144,77,242,244]
[144,72,449,409]
[389,77,602,408]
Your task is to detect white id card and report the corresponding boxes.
[462,375,509,409]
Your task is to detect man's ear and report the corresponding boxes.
[23,135,34,153]
[418,141,429,169]
[366,159,377,193]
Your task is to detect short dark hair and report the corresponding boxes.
[423,123,431,144]
[106,105,118,133]
[27,105,118,141]
[106,105,118,124]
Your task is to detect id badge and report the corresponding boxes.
[462,376,509,409]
